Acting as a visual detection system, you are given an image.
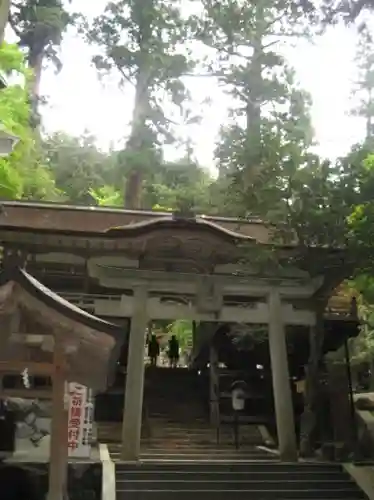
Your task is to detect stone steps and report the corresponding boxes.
[98,420,263,447]
[115,462,367,500]
[110,447,275,462]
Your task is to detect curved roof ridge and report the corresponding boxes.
[105,215,255,242]
[0,267,122,336]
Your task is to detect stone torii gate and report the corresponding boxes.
[0,264,123,500]
[121,284,298,462]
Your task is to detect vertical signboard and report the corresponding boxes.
[66,382,94,459]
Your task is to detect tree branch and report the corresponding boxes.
[114,62,135,86]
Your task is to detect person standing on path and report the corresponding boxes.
[148,334,160,366]
[168,335,180,368]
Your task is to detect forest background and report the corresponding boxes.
[3,0,374,395]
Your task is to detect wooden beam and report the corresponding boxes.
[0,361,54,375]
[47,339,68,500]
[90,266,322,298]
[64,292,353,322]
[112,297,317,325]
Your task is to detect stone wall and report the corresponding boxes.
[1,461,102,500]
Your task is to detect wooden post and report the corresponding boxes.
[192,321,197,352]
[209,344,220,443]
[47,338,68,500]
[209,345,219,425]
[268,289,297,461]
[121,286,148,461]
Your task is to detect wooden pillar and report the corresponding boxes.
[209,344,219,428]
[268,289,297,461]
[121,286,148,461]
[192,321,197,352]
[147,320,153,346]
[48,338,68,500]
[326,360,354,447]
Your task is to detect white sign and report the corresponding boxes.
[231,387,245,411]
[66,382,94,459]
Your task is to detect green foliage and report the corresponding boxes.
[166,320,193,352]
[349,297,374,364]
[0,42,29,130]
[350,26,374,142]
[144,158,213,213]
[0,42,58,199]
[43,132,114,204]
[319,0,374,23]
[87,0,195,207]
[9,0,77,127]
[10,0,74,68]
[196,0,315,220]
[215,79,317,223]
[40,129,214,212]
[90,185,123,207]
[286,0,374,25]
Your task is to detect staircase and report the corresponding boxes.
[144,367,207,422]
[106,408,269,460]
[141,367,268,457]
[115,462,367,499]
[108,418,270,460]
[100,367,270,459]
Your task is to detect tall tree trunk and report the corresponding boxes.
[244,4,264,186]
[124,169,143,210]
[0,0,10,44]
[366,88,373,140]
[124,1,153,210]
[369,358,374,391]
[28,46,44,131]
[124,68,150,208]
